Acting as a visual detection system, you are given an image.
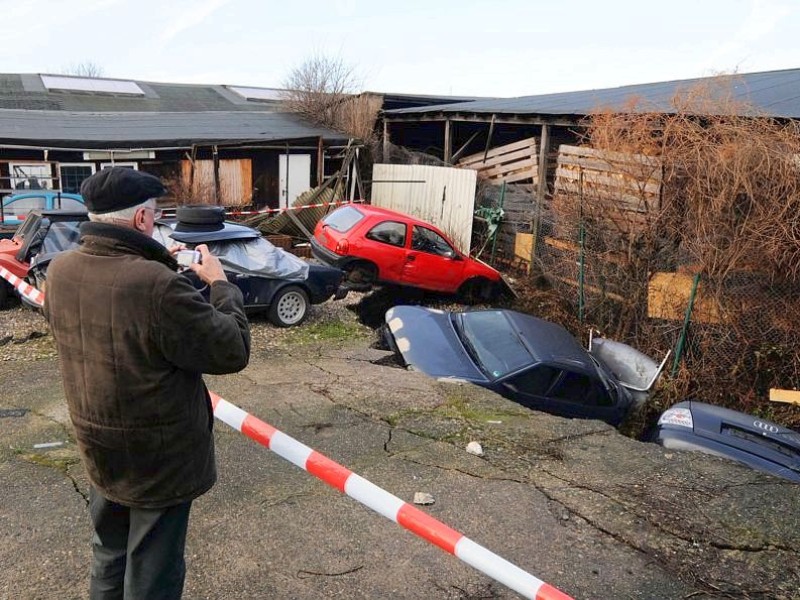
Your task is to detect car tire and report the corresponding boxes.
[176,205,226,225]
[458,277,496,305]
[345,260,378,285]
[268,285,309,328]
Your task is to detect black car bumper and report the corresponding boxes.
[310,237,347,267]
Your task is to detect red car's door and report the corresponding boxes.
[401,225,466,292]
[360,219,409,282]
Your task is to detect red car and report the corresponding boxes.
[311,204,507,301]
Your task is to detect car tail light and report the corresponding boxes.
[335,239,349,254]
[658,407,693,429]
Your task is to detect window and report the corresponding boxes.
[322,206,364,232]
[550,372,613,406]
[53,196,86,211]
[41,75,144,96]
[59,164,95,194]
[6,195,46,212]
[411,226,455,257]
[100,162,138,170]
[366,221,406,247]
[227,86,282,102]
[9,163,52,190]
[504,366,560,396]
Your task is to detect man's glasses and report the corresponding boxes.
[146,206,163,219]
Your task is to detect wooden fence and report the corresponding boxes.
[457,137,539,186]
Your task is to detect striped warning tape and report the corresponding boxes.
[163,199,365,218]
[0,266,44,306]
[0,268,573,600]
[211,392,572,600]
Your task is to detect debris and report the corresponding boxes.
[770,388,800,406]
[33,441,64,449]
[466,441,484,456]
[413,492,435,506]
[0,408,27,418]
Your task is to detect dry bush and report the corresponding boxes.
[162,173,217,206]
[280,54,379,144]
[544,76,800,428]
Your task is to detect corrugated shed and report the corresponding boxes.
[371,164,477,253]
[0,110,349,148]
[385,68,800,119]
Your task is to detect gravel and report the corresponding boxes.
[0,290,374,363]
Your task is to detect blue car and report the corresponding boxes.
[1,192,85,228]
[152,206,346,327]
[383,306,649,426]
[654,401,800,483]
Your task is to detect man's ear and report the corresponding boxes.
[134,207,147,232]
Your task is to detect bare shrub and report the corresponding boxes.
[543,75,800,427]
[60,61,105,78]
[280,54,379,141]
[162,173,217,206]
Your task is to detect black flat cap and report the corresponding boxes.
[80,167,167,214]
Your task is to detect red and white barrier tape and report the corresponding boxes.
[0,268,572,600]
[211,392,571,600]
[0,266,44,306]
[164,199,366,218]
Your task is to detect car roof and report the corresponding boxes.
[468,309,594,369]
[348,204,442,227]
[4,191,83,200]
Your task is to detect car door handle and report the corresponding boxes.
[406,254,416,262]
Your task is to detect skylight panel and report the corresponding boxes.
[228,86,283,102]
[40,75,145,95]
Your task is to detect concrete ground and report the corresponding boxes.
[0,303,798,600]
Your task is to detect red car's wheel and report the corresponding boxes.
[345,260,378,285]
[458,277,496,305]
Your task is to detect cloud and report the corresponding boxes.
[157,0,234,46]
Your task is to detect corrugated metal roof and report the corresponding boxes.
[0,109,349,149]
[0,73,282,112]
[385,68,800,119]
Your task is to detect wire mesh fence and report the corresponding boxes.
[535,145,800,425]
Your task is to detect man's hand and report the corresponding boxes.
[189,244,227,284]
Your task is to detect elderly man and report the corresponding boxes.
[44,167,251,600]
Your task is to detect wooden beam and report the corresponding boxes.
[212,145,221,205]
[443,119,452,164]
[383,120,390,160]
[316,136,324,186]
[536,125,550,203]
[450,130,481,163]
[483,114,496,163]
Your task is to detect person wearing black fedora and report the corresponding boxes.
[44,167,251,599]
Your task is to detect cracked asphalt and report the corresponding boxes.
[1,302,799,600]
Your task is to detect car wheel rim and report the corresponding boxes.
[277,292,306,324]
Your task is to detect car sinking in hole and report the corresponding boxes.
[382,306,668,426]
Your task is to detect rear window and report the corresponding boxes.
[322,206,364,232]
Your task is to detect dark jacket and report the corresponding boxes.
[44,222,250,509]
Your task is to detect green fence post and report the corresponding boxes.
[671,273,701,377]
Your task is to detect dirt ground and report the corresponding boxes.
[1,289,800,599]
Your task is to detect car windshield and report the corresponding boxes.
[454,311,533,379]
[323,206,364,232]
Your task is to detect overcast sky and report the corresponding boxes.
[1,0,797,98]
